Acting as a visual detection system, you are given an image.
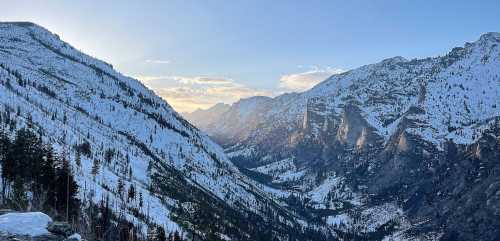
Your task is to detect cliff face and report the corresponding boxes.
[193,33,500,240]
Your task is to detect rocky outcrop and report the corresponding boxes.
[192,32,500,240]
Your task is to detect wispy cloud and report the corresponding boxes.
[145,59,170,64]
[172,76,233,85]
[134,65,344,113]
[135,75,273,113]
[279,66,344,92]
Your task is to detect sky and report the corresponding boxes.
[2,0,500,112]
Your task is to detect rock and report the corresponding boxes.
[64,233,82,241]
[0,210,15,216]
[46,222,73,237]
[32,233,65,241]
[0,233,60,241]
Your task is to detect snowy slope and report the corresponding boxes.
[191,32,500,240]
[202,33,499,149]
[0,22,317,240]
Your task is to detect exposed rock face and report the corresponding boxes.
[191,33,500,240]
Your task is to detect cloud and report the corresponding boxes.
[135,75,273,113]
[279,66,344,92]
[134,66,344,113]
[136,75,233,85]
[171,76,233,85]
[145,59,170,64]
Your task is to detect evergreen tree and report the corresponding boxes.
[3,128,43,182]
[39,145,56,187]
[91,159,100,178]
[0,128,9,160]
[117,177,125,199]
[75,150,81,167]
[147,225,170,241]
[0,128,10,199]
[156,226,167,241]
[128,184,136,202]
[172,231,181,241]
[104,148,114,164]
[55,156,79,220]
[10,177,28,210]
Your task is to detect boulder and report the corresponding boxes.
[47,222,73,237]
[32,233,65,241]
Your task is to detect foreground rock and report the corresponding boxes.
[0,212,82,241]
[47,222,73,237]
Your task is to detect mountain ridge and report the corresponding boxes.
[0,22,330,241]
[188,32,500,240]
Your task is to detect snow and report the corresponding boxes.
[361,203,404,232]
[0,212,52,236]
[309,176,341,204]
[0,22,296,238]
[307,175,361,209]
[196,34,500,236]
[326,213,351,226]
[68,233,83,241]
[203,32,499,155]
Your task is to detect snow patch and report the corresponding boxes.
[0,212,52,236]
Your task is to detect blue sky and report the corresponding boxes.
[2,0,500,112]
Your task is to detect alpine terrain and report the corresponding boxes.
[0,22,333,241]
[186,33,500,240]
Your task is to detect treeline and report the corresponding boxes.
[83,195,188,241]
[0,120,187,241]
[0,127,79,220]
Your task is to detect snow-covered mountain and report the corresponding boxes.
[0,22,330,241]
[182,103,230,131]
[190,33,500,240]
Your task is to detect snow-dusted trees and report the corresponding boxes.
[0,127,80,221]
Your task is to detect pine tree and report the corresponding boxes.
[156,226,167,241]
[173,231,181,241]
[39,145,56,187]
[0,128,10,199]
[0,128,9,159]
[11,177,28,210]
[128,184,136,202]
[117,177,125,199]
[55,156,79,220]
[75,150,81,167]
[104,148,114,164]
[3,128,43,182]
[91,159,100,178]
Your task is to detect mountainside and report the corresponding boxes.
[0,22,330,241]
[190,33,500,240]
[182,103,230,131]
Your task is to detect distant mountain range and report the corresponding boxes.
[1,20,499,241]
[185,32,500,240]
[0,22,329,241]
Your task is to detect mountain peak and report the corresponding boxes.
[478,32,500,43]
[0,21,38,27]
[380,56,408,64]
[0,22,317,240]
